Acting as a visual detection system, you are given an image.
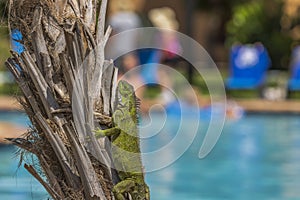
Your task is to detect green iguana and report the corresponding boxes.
[94,80,150,200]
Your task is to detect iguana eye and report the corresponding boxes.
[118,95,122,103]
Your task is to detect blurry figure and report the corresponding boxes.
[147,7,182,105]
[106,0,142,64]
[148,7,182,63]
[107,0,146,99]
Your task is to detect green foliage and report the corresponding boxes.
[226,0,293,69]
[0,26,10,71]
[288,91,300,99]
[0,11,11,95]
[227,89,261,99]
[0,83,20,95]
[0,0,10,71]
[226,1,264,44]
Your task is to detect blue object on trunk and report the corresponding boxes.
[11,29,24,55]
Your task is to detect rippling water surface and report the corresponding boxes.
[141,113,300,200]
[1,112,300,199]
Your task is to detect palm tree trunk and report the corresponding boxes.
[5,0,119,199]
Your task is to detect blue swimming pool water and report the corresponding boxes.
[0,145,49,200]
[0,111,31,126]
[141,113,300,200]
[0,111,48,199]
[1,112,300,199]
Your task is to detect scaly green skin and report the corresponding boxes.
[95,80,150,200]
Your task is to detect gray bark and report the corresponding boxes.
[5,0,119,199]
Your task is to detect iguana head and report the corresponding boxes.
[114,80,138,129]
[115,80,135,109]
[117,80,134,99]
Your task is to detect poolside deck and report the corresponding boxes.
[0,96,22,111]
[235,99,300,113]
[0,122,26,144]
[140,97,300,115]
[1,95,300,143]
[1,95,300,113]
[0,96,24,143]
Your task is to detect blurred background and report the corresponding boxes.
[1,0,300,199]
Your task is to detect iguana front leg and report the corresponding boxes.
[94,127,120,138]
